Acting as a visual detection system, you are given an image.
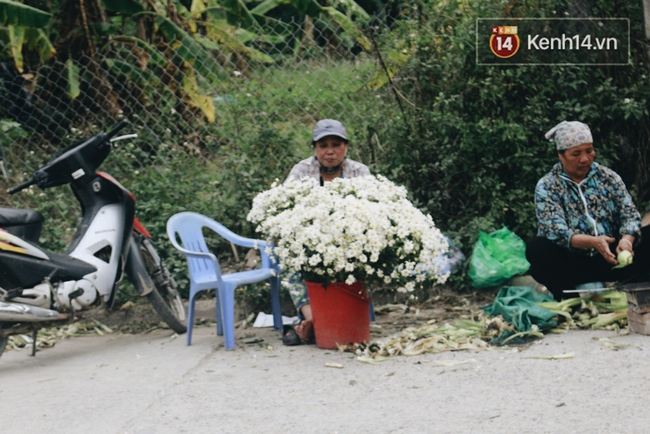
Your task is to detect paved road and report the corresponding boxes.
[2,324,650,433]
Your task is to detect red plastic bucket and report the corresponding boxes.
[305,281,371,349]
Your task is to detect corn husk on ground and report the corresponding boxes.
[538,290,628,331]
[4,301,197,353]
[340,315,502,362]
[343,291,630,362]
[6,319,114,352]
[5,292,630,358]
[381,319,492,356]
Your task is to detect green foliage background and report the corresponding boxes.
[355,0,650,262]
[2,0,650,311]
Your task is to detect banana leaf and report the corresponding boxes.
[2,25,24,72]
[101,0,143,15]
[190,0,207,13]
[322,6,371,51]
[190,3,259,32]
[219,0,257,31]
[104,58,161,90]
[153,14,223,79]
[251,0,323,18]
[65,59,80,100]
[329,0,370,21]
[203,22,274,64]
[0,26,55,73]
[182,70,216,122]
[200,5,227,21]
[110,36,169,69]
[0,0,50,28]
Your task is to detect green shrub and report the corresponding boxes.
[363,0,650,265]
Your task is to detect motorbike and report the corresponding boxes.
[0,120,186,357]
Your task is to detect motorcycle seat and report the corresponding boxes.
[0,250,97,290]
[0,208,44,244]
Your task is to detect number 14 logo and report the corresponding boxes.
[490,26,520,59]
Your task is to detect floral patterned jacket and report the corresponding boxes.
[535,162,641,255]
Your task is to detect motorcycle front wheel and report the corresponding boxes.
[138,238,187,334]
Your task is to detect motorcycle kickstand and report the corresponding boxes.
[30,330,37,357]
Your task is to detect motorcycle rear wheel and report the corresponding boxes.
[139,239,187,334]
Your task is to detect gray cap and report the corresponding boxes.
[312,119,348,143]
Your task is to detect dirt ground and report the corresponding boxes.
[2,287,650,433]
[81,286,501,340]
[0,285,499,359]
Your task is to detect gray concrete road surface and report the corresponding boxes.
[1,324,650,433]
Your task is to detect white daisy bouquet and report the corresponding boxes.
[247,175,450,292]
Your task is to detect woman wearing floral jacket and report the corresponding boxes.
[282,119,370,345]
[526,121,650,300]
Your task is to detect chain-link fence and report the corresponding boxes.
[0,17,397,250]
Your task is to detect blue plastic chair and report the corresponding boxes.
[166,212,282,350]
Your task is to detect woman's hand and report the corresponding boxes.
[616,237,635,255]
[571,234,628,265]
[592,235,617,264]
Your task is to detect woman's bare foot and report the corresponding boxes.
[294,320,314,342]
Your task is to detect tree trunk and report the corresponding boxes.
[297,16,315,60]
[53,0,122,118]
[644,0,650,65]
[54,0,107,58]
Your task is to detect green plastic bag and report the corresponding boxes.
[469,227,531,289]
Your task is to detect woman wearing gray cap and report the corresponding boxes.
[526,120,650,300]
[282,119,370,345]
[285,119,370,184]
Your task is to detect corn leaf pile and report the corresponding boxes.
[340,316,497,360]
[6,319,113,352]
[537,290,628,331]
[343,291,630,362]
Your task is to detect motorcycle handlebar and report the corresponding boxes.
[105,120,129,140]
[9,120,129,195]
[8,177,37,195]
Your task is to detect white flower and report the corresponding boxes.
[309,254,322,267]
[246,175,449,288]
